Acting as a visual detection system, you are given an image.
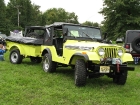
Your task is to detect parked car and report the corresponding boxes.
[124,30,140,64]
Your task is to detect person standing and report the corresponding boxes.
[0,44,6,61]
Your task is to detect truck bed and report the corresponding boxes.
[6,36,43,57]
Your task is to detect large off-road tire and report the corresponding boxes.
[113,70,128,85]
[30,56,42,63]
[10,49,23,64]
[131,36,140,53]
[74,59,87,86]
[42,53,57,73]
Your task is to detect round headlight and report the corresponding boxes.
[118,49,123,56]
[98,48,105,56]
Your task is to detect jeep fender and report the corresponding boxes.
[122,53,134,62]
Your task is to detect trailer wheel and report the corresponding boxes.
[10,49,23,64]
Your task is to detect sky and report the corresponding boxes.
[5,0,104,24]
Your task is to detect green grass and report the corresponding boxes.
[0,52,140,105]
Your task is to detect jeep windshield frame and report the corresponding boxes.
[63,24,102,41]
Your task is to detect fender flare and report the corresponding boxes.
[42,48,52,59]
[70,53,89,61]
[73,53,89,60]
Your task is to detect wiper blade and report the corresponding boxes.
[82,31,97,41]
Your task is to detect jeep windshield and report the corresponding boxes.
[63,25,102,41]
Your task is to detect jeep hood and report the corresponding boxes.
[65,40,121,48]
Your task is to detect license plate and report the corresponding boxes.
[100,66,110,73]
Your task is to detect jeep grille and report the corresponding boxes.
[104,48,117,58]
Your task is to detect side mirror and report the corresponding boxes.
[63,28,68,36]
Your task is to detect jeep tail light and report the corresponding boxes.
[125,44,130,49]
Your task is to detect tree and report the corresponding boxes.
[82,21,100,27]
[100,0,140,40]
[66,12,79,24]
[6,0,42,30]
[42,8,79,25]
[0,0,7,34]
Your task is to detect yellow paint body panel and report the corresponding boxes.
[6,41,42,57]
[41,46,65,63]
[6,39,134,65]
[122,53,134,62]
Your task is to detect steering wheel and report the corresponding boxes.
[26,32,38,38]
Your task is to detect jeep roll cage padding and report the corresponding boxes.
[131,36,140,53]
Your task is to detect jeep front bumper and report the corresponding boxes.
[92,64,135,73]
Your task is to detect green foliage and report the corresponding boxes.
[1,0,101,35]
[82,21,100,27]
[0,0,7,34]
[6,0,42,28]
[5,0,81,32]
[42,8,79,25]
[100,0,140,40]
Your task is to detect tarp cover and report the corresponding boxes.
[6,36,43,45]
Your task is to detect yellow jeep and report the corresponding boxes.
[6,23,134,86]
